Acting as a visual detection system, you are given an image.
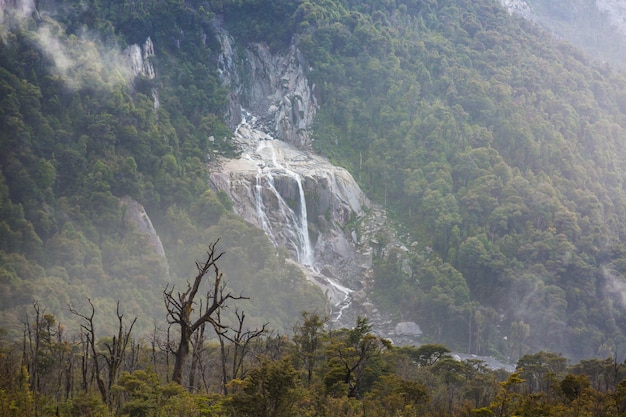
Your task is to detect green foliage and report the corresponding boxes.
[409,344,451,367]
[220,0,303,50]
[0,0,325,336]
[4,309,626,417]
[363,374,429,416]
[3,0,626,372]
[257,0,626,359]
[324,317,391,398]
[226,358,299,417]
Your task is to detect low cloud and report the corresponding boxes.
[603,266,626,309]
[1,0,36,40]
[2,0,136,90]
[36,21,134,90]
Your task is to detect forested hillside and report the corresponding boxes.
[219,0,626,360]
[0,0,325,336]
[4,0,626,372]
[6,0,626,415]
[330,0,626,359]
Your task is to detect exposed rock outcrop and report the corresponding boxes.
[497,0,534,20]
[126,37,155,79]
[211,24,422,340]
[210,113,368,272]
[214,22,317,148]
[596,0,626,37]
[120,196,167,261]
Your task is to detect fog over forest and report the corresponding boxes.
[4,0,626,415]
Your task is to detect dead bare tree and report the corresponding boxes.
[69,299,136,409]
[69,299,106,404]
[189,315,210,392]
[163,239,246,386]
[104,302,137,411]
[213,308,268,395]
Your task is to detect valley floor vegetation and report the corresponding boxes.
[3,247,626,417]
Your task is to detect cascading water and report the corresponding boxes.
[230,110,356,323]
[254,172,276,246]
[237,111,315,266]
[257,140,314,266]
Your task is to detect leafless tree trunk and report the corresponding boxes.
[103,302,136,411]
[69,299,106,405]
[23,302,41,392]
[164,240,246,386]
[69,299,136,409]
[213,309,267,395]
[189,319,206,391]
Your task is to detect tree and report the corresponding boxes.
[163,239,246,385]
[324,317,391,398]
[226,358,298,417]
[516,351,567,395]
[491,372,525,417]
[213,308,268,395]
[69,299,136,409]
[293,311,328,385]
[364,374,429,415]
[411,343,451,367]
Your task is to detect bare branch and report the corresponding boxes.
[164,239,248,385]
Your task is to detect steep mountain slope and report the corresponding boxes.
[500,0,626,68]
[216,0,626,360]
[4,0,626,363]
[0,0,326,335]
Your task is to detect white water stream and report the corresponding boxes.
[235,110,352,319]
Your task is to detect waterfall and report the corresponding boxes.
[258,139,314,265]
[225,109,371,325]
[254,172,277,246]
[327,279,353,321]
[293,173,314,265]
[233,111,355,320]
[236,110,315,266]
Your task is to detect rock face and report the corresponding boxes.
[210,22,379,328]
[125,37,159,111]
[120,196,167,260]
[210,112,368,272]
[125,37,155,79]
[120,196,170,283]
[210,112,392,330]
[497,0,534,20]
[214,23,317,148]
[211,21,361,277]
[210,23,423,338]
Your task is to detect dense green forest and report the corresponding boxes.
[0,0,327,336]
[273,0,626,360]
[5,0,626,413]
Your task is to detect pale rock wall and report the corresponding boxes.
[214,23,317,148]
[120,196,167,260]
[596,0,626,37]
[125,37,155,79]
[498,0,534,20]
[211,24,418,337]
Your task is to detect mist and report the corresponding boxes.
[603,266,626,310]
[2,0,136,90]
